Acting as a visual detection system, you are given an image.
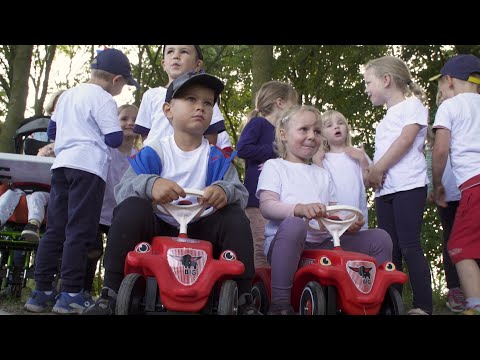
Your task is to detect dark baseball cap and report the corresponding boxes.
[165,71,224,104]
[162,45,203,60]
[429,54,480,84]
[91,48,140,88]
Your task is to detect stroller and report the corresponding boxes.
[0,115,53,298]
[14,115,51,156]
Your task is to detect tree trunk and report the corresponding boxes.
[34,45,57,115]
[0,45,33,153]
[251,45,273,107]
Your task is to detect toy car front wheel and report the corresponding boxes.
[379,286,404,315]
[116,273,146,315]
[300,281,326,315]
[217,280,238,315]
[252,281,269,314]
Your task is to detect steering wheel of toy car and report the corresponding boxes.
[156,188,215,235]
[307,205,363,247]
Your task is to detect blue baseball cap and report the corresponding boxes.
[91,48,140,88]
[429,54,480,84]
[165,71,224,104]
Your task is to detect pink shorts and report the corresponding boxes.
[448,174,480,263]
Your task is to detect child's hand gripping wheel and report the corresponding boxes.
[308,205,363,248]
[156,188,215,236]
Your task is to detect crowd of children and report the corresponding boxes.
[1,46,476,316]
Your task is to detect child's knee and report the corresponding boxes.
[370,228,393,254]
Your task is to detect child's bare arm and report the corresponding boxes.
[368,124,420,189]
[345,145,371,184]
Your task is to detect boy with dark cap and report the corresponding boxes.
[431,54,480,315]
[24,48,139,314]
[84,71,259,315]
[134,45,226,146]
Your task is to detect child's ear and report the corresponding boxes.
[163,102,173,122]
[279,128,286,141]
[194,59,204,72]
[383,73,392,87]
[113,75,123,84]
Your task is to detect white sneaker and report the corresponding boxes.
[407,308,429,315]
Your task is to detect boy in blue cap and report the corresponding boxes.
[24,48,139,314]
[431,54,480,315]
[84,71,259,315]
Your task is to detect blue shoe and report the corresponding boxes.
[24,289,58,313]
[52,291,94,314]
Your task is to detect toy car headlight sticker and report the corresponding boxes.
[135,242,151,253]
[220,250,237,261]
[385,262,396,271]
[320,256,332,266]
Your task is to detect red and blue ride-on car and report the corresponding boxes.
[116,189,245,315]
[252,205,408,315]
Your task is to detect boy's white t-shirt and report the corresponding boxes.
[256,158,337,255]
[323,152,368,230]
[136,86,224,146]
[216,131,232,149]
[433,93,480,187]
[373,97,428,197]
[51,83,121,181]
[100,147,138,226]
[149,135,210,227]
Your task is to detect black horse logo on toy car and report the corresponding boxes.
[348,265,372,284]
[170,254,203,275]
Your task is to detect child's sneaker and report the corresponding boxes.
[407,308,430,315]
[21,220,40,243]
[446,287,466,312]
[238,293,262,315]
[52,291,93,314]
[24,289,58,313]
[83,287,117,315]
[462,305,480,315]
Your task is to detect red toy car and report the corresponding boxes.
[116,189,245,315]
[252,205,408,315]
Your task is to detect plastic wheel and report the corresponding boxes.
[217,280,238,315]
[300,281,326,315]
[379,286,404,315]
[116,273,146,315]
[251,281,269,314]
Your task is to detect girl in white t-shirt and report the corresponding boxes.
[363,55,431,315]
[256,106,392,315]
[313,110,371,230]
